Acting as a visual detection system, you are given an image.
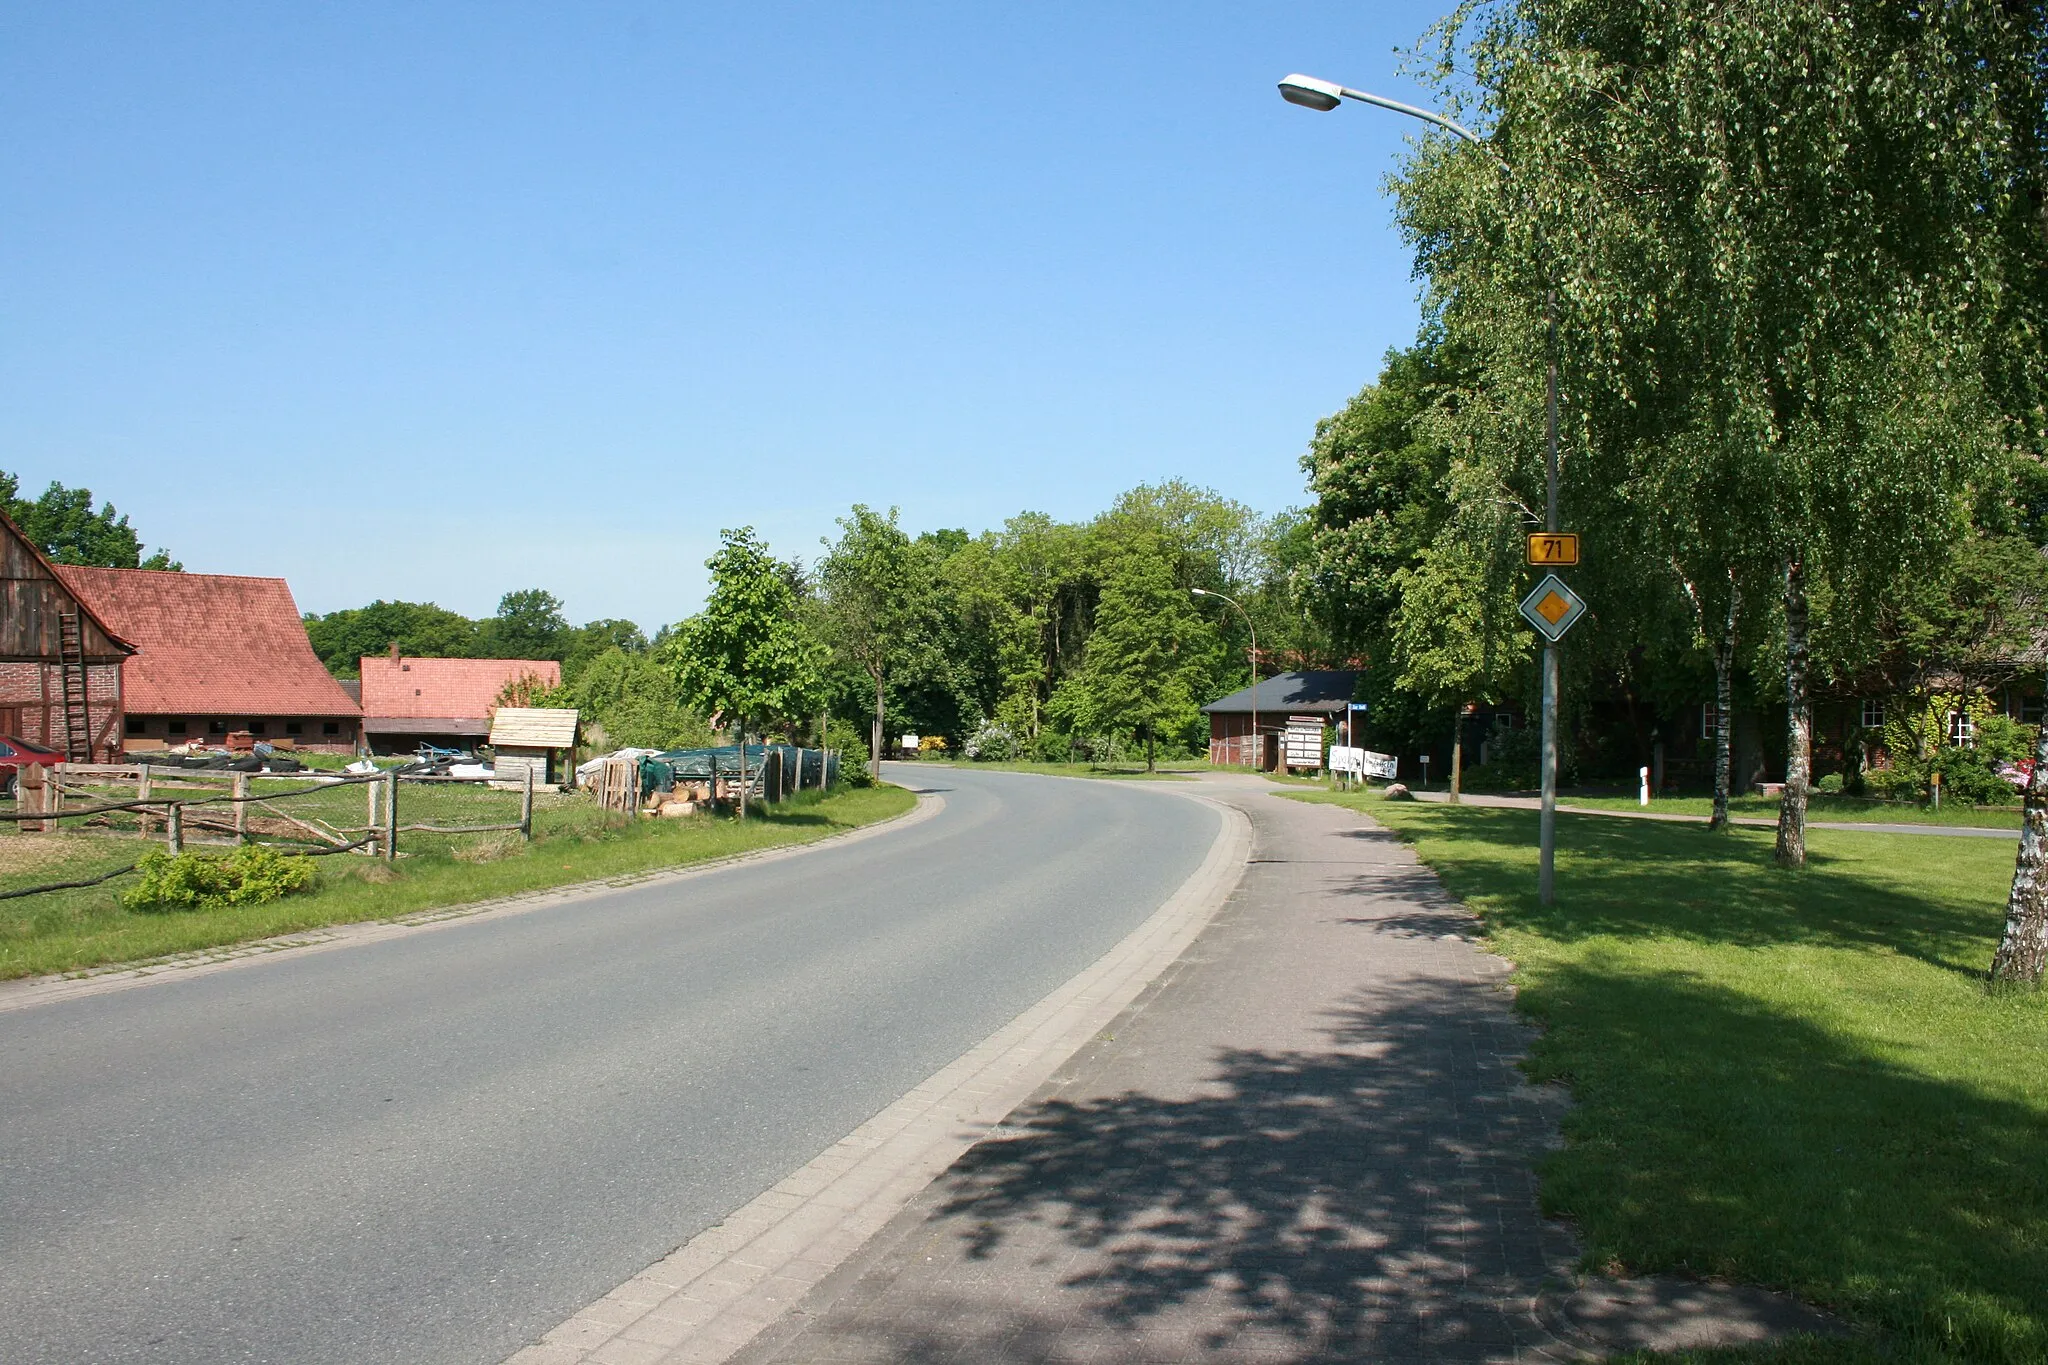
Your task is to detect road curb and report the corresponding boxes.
[0,787,941,1016]
[503,791,1253,1365]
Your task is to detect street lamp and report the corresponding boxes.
[1192,588,1260,770]
[1279,72,1564,903]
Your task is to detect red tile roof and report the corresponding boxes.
[56,567,360,717]
[358,656,560,724]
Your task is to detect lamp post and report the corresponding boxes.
[1192,588,1259,770]
[1279,72,1563,902]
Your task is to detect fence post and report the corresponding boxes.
[383,770,399,862]
[166,801,183,854]
[138,765,152,834]
[366,774,380,855]
[520,765,534,842]
[233,771,250,843]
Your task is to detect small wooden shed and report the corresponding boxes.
[489,707,579,789]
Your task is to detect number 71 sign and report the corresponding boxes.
[1527,533,1579,566]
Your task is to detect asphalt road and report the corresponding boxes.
[0,767,1220,1364]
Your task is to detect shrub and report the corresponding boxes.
[124,845,317,912]
[962,721,1016,762]
[918,735,949,755]
[1033,731,1074,763]
[1817,772,1845,795]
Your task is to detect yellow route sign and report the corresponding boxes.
[1527,532,1579,566]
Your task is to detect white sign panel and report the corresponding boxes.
[1283,715,1324,769]
[1361,749,1400,780]
[1328,745,1366,778]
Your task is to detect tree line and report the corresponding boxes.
[1317,1,2048,982]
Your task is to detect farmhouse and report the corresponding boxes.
[56,566,361,753]
[358,653,560,755]
[0,513,135,760]
[1201,670,1358,769]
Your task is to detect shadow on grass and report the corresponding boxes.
[1527,961,2047,1364]
[1352,803,2002,978]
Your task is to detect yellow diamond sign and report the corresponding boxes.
[1519,573,1587,642]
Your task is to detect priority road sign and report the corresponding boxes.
[1519,573,1587,642]
[1526,532,1579,566]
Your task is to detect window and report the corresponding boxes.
[168,720,187,736]
[1700,703,1719,740]
[1948,710,1976,747]
[1861,699,1886,729]
[247,721,267,735]
[208,719,226,732]
[322,721,340,736]
[285,721,303,736]
[2020,696,2046,725]
[125,717,147,736]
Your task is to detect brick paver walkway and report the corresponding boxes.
[734,779,1579,1364]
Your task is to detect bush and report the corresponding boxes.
[1033,731,1074,763]
[123,845,317,913]
[1817,772,1845,794]
[962,721,1016,762]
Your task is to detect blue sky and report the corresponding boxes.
[3,2,1450,629]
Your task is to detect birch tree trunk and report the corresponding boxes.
[1449,703,1464,805]
[1710,587,1737,832]
[869,673,885,781]
[1775,557,1811,869]
[1992,709,2048,985]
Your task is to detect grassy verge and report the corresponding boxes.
[0,784,915,981]
[908,759,1196,780]
[1554,792,2020,831]
[1288,789,2048,1363]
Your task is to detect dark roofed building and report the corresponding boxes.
[1200,670,1358,769]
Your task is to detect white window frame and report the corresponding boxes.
[1860,699,1885,729]
[1947,709,1976,747]
[1700,703,1718,740]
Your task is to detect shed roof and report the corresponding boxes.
[489,707,578,747]
[0,513,134,663]
[57,566,357,716]
[359,656,560,722]
[1200,670,1359,716]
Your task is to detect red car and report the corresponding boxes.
[0,735,63,799]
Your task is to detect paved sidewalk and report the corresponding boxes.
[732,776,1580,1364]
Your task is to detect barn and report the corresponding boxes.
[57,566,362,753]
[0,513,135,760]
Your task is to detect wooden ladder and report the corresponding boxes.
[57,609,91,762]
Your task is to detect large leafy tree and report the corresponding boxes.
[819,506,939,778]
[1,471,180,570]
[481,589,570,660]
[663,528,824,816]
[1050,539,1212,771]
[303,600,482,675]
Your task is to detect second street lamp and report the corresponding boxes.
[1279,71,1565,903]
[1192,588,1259,770]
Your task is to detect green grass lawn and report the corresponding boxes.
[908,758,1197,780]
[1555,792,2021,831]
[0,783,915,981]
[1290,789,2048,1363]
